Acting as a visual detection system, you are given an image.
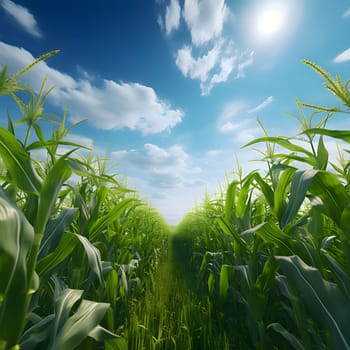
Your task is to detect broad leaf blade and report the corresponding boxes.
[0,126,41,193]
[277,255,350,350]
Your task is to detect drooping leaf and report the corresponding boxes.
[281,169,318,228]
[267,323,304,350]
[277,255,350,350]
[0,126,41,193]
[49,288,111,350]
[0,188,35,349]
[302,128,350,144]
[38,208,78,259]
[309,171,350,228]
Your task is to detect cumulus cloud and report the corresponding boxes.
[183,0,228,46]
[175,39,254,95]
[1,0,41,37]
[333,48,350,63]
[112,143,201,190]
[0,41,183,135]
[112,143,188,175]
[248,96,274,113]
[165,0,181,35]
[158,0,254,94]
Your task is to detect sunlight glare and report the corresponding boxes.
[256,6,286,37]
[244,0,300,48]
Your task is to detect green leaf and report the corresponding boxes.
[253,221,295,254]
[0,126,41,193]
[36,154,72,235]
[26,140,89,152]
[49,288,111,350]
[0,188,34,349]
[216,216,247,248]
[302,128,350,144]
[267,323,304,350]
[36,233,78,278]
[224,180,239,222]
[72,233,104,286]
[309,171,350,227]
[281,169,318,228]
[38,208,78,259]
[243,136,314,157]
[253,173,274,208]
[88,198,137,241]
[277,255,350,350]
[87,325,120,341]
[219,264,234,300]
[274,167,296,224]
[316,136,329,170]
[20,315,55,350]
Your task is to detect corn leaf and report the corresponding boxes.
[277,255,350,350]
[38,208,78,259]
[302,128,350,144]
[267,323,304,350]
[49,288,111,350]
[281,169,318,228]
[219,264,234,300]
[309,171,350,227]
[274,167,296,224]
[36,155,72,235]
[0,126,41,193]
[0,188,34,349]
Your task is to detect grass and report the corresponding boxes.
[1,52,350,349]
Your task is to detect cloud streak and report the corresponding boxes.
[334,48,350,63]
[1,0,41,37]
[248,96,274,113]
[165,0,181,35]
[0,41,184,135]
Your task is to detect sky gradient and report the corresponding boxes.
[1,0,350,224]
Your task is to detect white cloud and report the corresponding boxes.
[111,143,209,225]
[207,149,224,157]
[218,100,247,122]
[0,41,183,135]
[217,98,263,143]
[175,39,254,95]
[236,50,255,78]
[334,48,350,63]
[64,133,95,149]
[165,0,181,35]
[183,0,228,46]
[1,0,41,37]
[248,96,274,113]
[342,8,350,17]
[112,143,190,176]
[176,41,220,81]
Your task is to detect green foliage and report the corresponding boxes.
[0,53,169,350]
[2,52,350,349]
[172,60,350,349]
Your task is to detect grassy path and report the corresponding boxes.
[124,234,234,350]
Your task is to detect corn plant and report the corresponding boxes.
[0,52,170,350]
[172,61,350,349]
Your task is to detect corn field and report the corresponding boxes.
[1,52,350,349]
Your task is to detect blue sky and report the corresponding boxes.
[1,0,350,224]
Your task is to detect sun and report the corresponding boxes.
[256,5,286,37]
[244,0,300,47]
